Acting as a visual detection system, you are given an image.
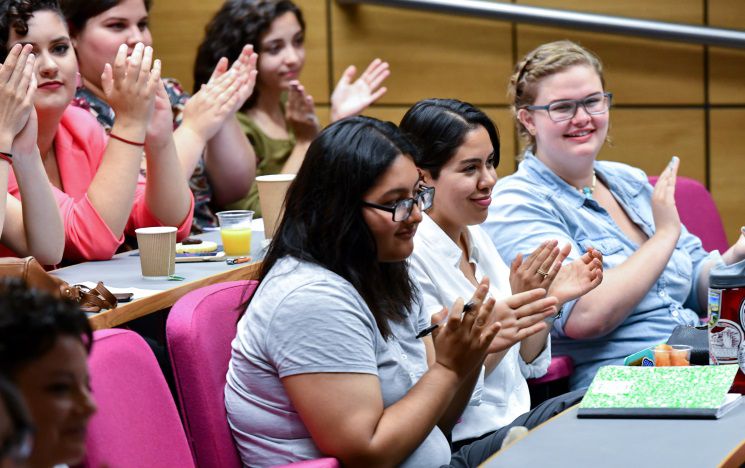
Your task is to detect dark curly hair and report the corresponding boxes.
[192,0,304,109]
[0,0,65,61]
[60,0,153,37]
[0,279,92,380]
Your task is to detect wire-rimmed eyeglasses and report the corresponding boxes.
[521,92,613,122]
[362,186,435,222]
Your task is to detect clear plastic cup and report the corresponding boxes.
[653,344,692,366]
[216,210,253,257]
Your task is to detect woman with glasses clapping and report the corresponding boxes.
[484,40,745,390]
[225,116,559,467]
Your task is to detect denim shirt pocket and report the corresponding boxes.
[578,236,625,257]
[669,243,693,281]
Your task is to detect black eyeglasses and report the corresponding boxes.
[522,92,613,122]
[362,186,434,222]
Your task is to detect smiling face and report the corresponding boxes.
[14,335,96,468]
[517,65,608,175]
[71,0,152,91]
[256,11,305,92]
[362,154,423,262]
[423,125,497,239]
[9,10,78,115]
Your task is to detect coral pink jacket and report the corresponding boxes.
[3,106,193,262]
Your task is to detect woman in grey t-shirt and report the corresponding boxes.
[226,116,557,467]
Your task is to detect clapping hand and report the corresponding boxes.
[145,79,175,154]
[651,156,681,242]
[183,45,259,142]
[102,43,161,129]
[286,80,319,142]
[209,44,258,114]
[431,278,502,378]
[487,288,558,354]
[509,240,565,293]
[330,58,390,122]
[548,247,603,305]
[0,44,36,150]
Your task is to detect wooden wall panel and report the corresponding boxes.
[708,0,745,104]
[516,26,705,105]
[150,0,328,101]
[710,110,745,245]
[598,109,706,183]
[331,3,513,105]
[150,0,221,92]
[293,0,330,104]
[517,0,703,24]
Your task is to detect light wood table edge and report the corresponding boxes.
[719,437,745,468]
[478,403,578,466]
[88,261,263,330]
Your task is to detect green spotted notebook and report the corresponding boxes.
[578,365,742,419]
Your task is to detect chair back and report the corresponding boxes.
[648,176,729,253]
[84,329,195,468]
[167,281,257,468]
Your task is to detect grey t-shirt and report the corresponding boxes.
[225,256,452,467]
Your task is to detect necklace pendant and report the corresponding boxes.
[582,186,593,200]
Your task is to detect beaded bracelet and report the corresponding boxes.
[0,152,12,165]
[109,133,145,147]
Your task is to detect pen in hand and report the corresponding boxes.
[416,300,476,339]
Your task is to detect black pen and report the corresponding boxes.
[416,300,476,339]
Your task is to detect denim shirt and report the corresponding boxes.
[483,153,723,389]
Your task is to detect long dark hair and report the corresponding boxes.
[399,98,501,178]
[0,279,92,379]
[254,116,419,339]
[61,0,153,36]
[0,0,64,61]
[193,0,304,109]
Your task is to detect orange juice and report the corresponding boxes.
[220,228,252,256]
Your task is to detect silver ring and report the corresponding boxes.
[537,269,549,278]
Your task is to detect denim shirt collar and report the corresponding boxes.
[520,151,647,210]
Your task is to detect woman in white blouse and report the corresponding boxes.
[401,98,603,450]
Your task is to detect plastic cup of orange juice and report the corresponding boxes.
[216,210,253,257]
[653,344,692,366]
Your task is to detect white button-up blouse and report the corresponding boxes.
[408,214,551,442]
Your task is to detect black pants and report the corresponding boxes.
[446,388,586,467]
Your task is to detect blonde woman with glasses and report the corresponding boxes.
[485,40,745,390]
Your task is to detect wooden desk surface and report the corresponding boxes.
[87,261,261,329]
[52,231,264,330]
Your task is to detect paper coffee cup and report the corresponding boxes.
[256,174,295,239]
[135,226,177,280]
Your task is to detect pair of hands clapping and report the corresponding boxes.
[0,44,39,162]
[182,44,259,144]
[286,58,390,141]
[510,240,603,306]
[101,42,165,151]
[430,277,557,379]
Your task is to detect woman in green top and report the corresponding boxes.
[194,0,390,216]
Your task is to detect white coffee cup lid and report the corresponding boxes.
[135,226,178,234]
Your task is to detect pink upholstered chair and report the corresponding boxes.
[167,280,339,468]
[83,329,195,468]
[648,175,729,253]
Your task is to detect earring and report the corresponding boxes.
[75,72,82,90]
